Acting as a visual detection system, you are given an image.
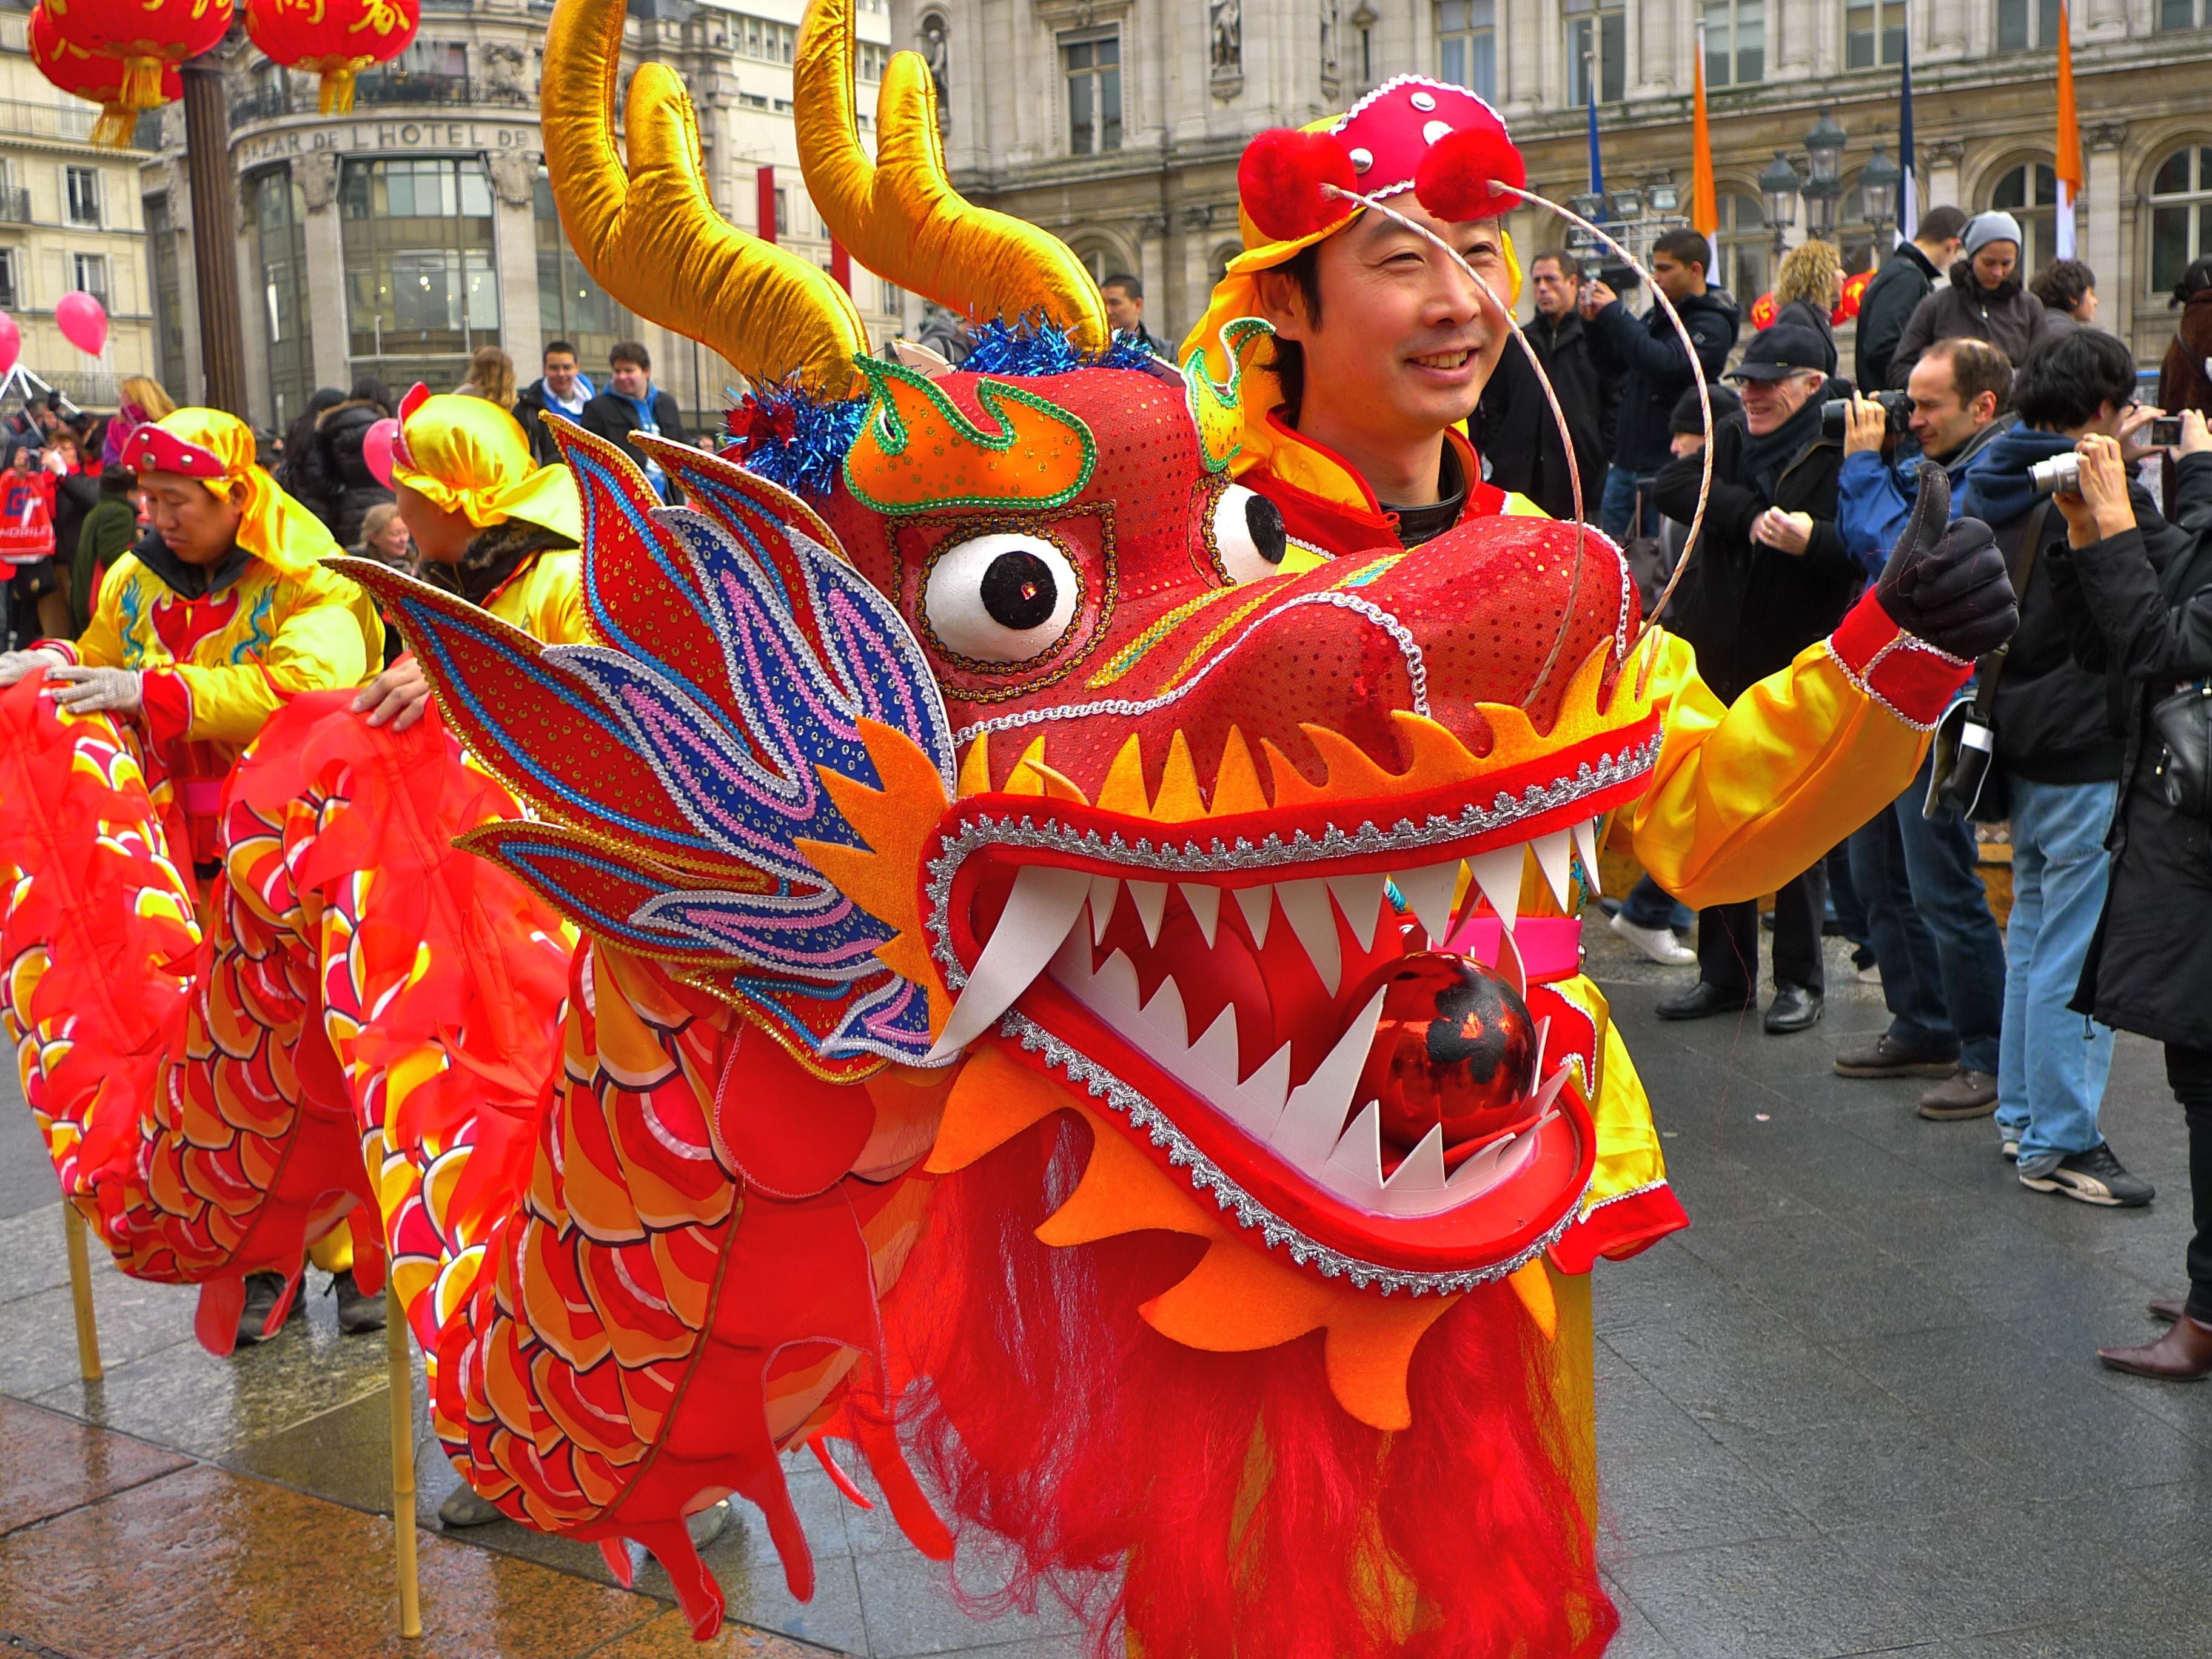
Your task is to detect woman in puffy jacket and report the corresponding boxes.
[312,376,394,549]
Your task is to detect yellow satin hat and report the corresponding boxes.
[127,407,340,580]
[390,387,584,545]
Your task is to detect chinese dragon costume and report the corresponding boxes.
[0,1,2004,1654]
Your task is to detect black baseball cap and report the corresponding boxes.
[1726,323,1829,382]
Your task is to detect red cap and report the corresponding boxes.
[128,423,227,480]
[1331,76,1517,204]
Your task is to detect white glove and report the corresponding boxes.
[42,664,142,716]
[0,648,64,688]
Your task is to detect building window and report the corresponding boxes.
[879,277,902,316]
[1997,0,2063,48]
[247,167,315,431]
[533,173,631,378]
[1565,1,1624,106]
[1715,192,1768,305]
[1704,0,1765,85]
[2150,146,2212,295]
[1845,0,1906,67]
[2158,0,2206,28]
[64,166,101,227]
[70,252,107,308]
[0,249,18,314]
[1988,160,2059,275]
[1437,1,1496,102]
[739,16,797,64]
[340,157,500,394]
[859,41,889,81]
[146,193,187,397]
[774,188,791,238]
[1062,29,1122,156]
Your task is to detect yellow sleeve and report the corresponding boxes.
[486,551,590,646]
[167,567,380,749]
[1628,595,1970,909]
[69,555,145,669]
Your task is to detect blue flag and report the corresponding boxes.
[1586,70,1604,196]
[1897,33,1917,244]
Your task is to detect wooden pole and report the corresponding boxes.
[62,1207,101,1382]
[178,52,249,417]
[386,1281,423,1639]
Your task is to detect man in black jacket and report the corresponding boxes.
[1476,250,1618,521]
[1651,323,1857,1034]
[1853,205,1968,392]
[582,341,690,502]
[513,340,597,466]
[1582,227,1740,543]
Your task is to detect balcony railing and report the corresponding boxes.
[231,72,532,126]
[0,187,29,225]
[0,98,158,151]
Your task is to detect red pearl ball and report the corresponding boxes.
[1355,953,1538,1153]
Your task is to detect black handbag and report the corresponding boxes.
[2151,679,2212,819]
[1928,500,2052,822]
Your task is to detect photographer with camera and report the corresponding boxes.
[1475,250,1619,522]
[1946,328,2182,1205]
[1827,338,2016,1116]
[1648,322,1852,1034]
[2039,414,2212,1375]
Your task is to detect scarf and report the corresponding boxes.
[1956,424,2078,529]
[1737,391,1827,500]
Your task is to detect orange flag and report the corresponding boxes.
[1691,37,1718,236]
[2055,1,2080,256]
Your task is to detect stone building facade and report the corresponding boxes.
[894,0,2212,364]
[139,0,904,434]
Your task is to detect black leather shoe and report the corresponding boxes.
[1764,984,1824,1034]
[1655,981,1756,1021]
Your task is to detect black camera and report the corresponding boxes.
[1820,389,1910,444]
[1577,257,1640,293]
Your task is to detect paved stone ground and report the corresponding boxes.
[4,917,2211,1657]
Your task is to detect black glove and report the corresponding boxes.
[1875,463,2018,660]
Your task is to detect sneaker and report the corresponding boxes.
[440,1486,503,1528]
[234,1271,304,1347]
[686,1499,732,1547]
[1855,962,1883,985]
[1833,1032,1960,1079]
[2018,1142,2155,1207]
[1916,1068,1999,1121]
[1999,1123,2022,1161]
[329,1269,386,1335]
[1609,910,1697,967]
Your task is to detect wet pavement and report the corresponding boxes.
[5,919,2212,1657]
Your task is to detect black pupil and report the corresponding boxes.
[980,550,1059,631]
[1244,494,1287,565]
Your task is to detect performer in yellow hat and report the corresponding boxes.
[0,407,383,868]
[350,386,588,731]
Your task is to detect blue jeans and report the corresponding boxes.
[1996,776,2119,1163]
[1620,873,1693,931]
[1849,753,2008,1075]
[1600,464,1652,541]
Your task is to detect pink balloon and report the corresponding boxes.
[363,417,399,489]
[55,290,106,357]
[0,312,17,376]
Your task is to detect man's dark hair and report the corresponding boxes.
[1920,337,2013,412]
[544,339,578,361]
[1917,205,1969,246]
[1265,242,1325,424]
[2028,258,2096,313]
[2012,327,2136,431]
[1102,273,1142,300]
[1529,250,1573,276]
[610,340,651,372]
[2172,253,2212,307]
[350,374,393,414]
[1652,227,1710,273]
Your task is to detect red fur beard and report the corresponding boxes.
[876,1112,1620,1659]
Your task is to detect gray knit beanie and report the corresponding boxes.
[1963,211,2023,258]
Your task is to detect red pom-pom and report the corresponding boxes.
[1238,128,1358,242]
[1413,125,1527,224]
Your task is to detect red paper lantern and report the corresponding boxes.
[40,0,231,116]
[1836,266,1875,325]
[1749,289,1778,330]
[30,4,179,148]
[245,0,420,115]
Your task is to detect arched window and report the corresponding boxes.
[1070,243,1113,287]
[1714,192,1768,303]
[1986,162,2057,275]
[2148,144,2212,296]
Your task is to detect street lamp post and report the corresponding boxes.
[1803,107,1848,240]
[1758,150,1803,260]
[1858,142,1902,242]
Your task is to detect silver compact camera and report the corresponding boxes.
[2029,452,2081,496]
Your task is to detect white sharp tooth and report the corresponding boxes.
[1091,948,1142,1015]
[1447,1111,1555,1193]
[926,865,1092,1061]
[1127,879,1168,946]
[1326,873,1389,953]
[1532,830,1575,912]
[1181,882,1221,947]
[1270,985,1388,1166]
[1393,860,1463,947]
[1226,1042,1294,1139]
[1322,1101,1387,1198]
[1233,882,1274,947]
[1528,1015,1552,1096]
[1140,973,1189,1051]
[1088,875,1121,946]
[1383,1123,1447,1194]
[1527,1063,1571,1116]
[1186,1005,1243,1094]
[1466,846,1523,935]
[1276,878,1342,995]
[1572,817,1603,895]
[1496,914,1529,1000]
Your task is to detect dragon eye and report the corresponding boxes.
[1212,484,1288,585]
[923,532,1081,663]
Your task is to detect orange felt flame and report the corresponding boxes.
[843,359,1095,515]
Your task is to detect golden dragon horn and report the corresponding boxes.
[794,0,1110,353]
[542,0,870,397]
